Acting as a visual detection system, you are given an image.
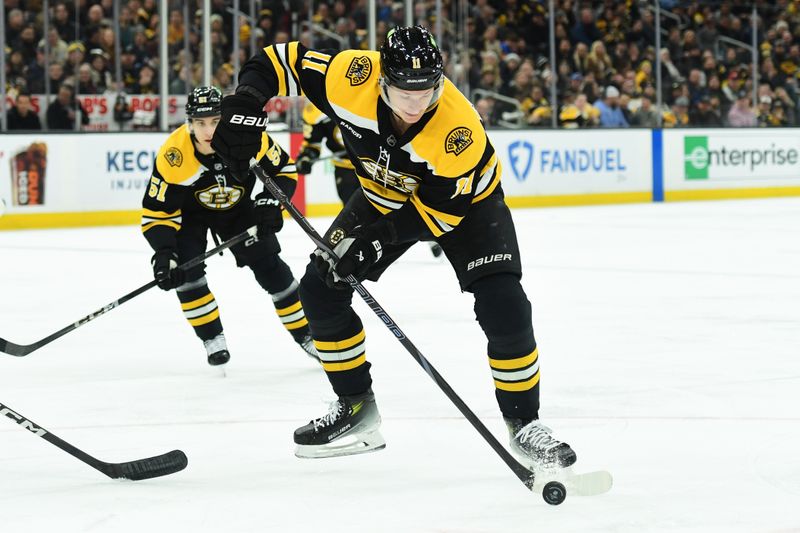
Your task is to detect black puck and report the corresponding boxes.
[542,481,567,505]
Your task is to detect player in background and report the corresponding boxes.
[211,27,575,471]
[142,86,318,368]
[297,101,443,257]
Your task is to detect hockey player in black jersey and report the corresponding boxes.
[298,100,443,257]
[212,27,576,470]
[142,86,318,367]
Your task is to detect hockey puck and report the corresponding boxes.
[542,481,567,505]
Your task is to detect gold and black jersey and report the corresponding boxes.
[301,101,354,170]
[239,43,502,240]
[141,124,297,251]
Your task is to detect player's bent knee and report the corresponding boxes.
[472,273,533,345]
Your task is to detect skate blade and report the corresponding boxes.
[209,363,227,378]
[295,431,386,459]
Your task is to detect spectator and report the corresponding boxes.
[46,84,89,130]
[595,85,629,127]
[664,96,690,127]
[727,91,757,127]
[474,97,495,125]
[7,93,42,131]
[39,28,69,65]
[65,41,86,78]
[770,100,791,127]
[132,64,158,94]
[559,93,600,128]
[571,7,602,46]
[74,63,98,94]
[47,61,66,93]
[756,95,775,127]
[631,94,660,127]
[689,95,723,126]
[53,2,77,42]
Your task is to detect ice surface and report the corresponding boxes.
[1,198,799,532]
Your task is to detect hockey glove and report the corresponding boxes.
[151,250,185,291]
[211,93,267,178]
[334,223,391,280]
[295,147,318,175]
[254,191,283,235]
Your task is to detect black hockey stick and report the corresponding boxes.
[252,166,538,491]
[0,226,258,357]
[0,401,187,480]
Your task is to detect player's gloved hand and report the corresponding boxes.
[333,223,392,280]
[254,191,283,235]
[295,148,316,175]
[310,248,347,290]
[211,93,267,178]
[151,249,185,291]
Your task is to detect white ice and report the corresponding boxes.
[1,198,799,533]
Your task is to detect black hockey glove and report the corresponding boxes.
[314,222,391,287]
[211,93,267,178]
[151,249,185,291]
[254,191,283,235]
[295,147,318,175]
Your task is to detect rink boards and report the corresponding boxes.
[2,128,800,229]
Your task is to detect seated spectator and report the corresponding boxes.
[630,94,660,127]
[770,100,791,127]
[727,90,757,127]
[689,95,723,126]
[663,96,690,127]
[46,84,89,130]
[756,95,774,127]
[7,92,42,131]
[559,93,600,128]
[594,85,629,127]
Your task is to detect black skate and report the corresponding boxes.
[505,418,577,470]
[204,334,230,370]
[294,390,385,458]
[207,349,230,366]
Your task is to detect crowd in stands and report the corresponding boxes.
[3,0,800,130]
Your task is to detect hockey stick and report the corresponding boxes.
[0,400,187,480]
[251,166,538,491]
[0,226,258,357]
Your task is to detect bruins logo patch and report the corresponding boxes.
[329,227,346,245]
[164,147,183,167]
[445,127,473,156]
[346,56,372,86]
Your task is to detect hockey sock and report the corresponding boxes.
[271,280,311,341]
[176,277,223,341]
[472,274,540,420]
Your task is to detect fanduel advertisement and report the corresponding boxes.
[493,130,651,196]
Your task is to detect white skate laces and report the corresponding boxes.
[514,421,562,452]
[313,400,344,431]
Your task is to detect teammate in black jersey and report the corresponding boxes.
[212,28,575,469]
[142,86,318,368]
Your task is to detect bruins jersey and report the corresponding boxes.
[301,101,355,170]
[141,124,297,251]
[239,43,502,240]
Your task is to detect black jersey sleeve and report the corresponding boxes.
[255,132,298,198]
[237,42,339,119]
[141,163,187,252]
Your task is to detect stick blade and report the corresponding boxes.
[0,337,33,357]
[107,449,188,481]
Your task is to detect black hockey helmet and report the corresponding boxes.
[380,26,443,91]
[186,86,222,118]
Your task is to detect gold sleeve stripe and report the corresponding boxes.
[287,42,301,89]
[275,43,299,96]
[413,198,464,227]
[181,292,216,311]
[489,348,538,370]
[313,330,365,351]
[494,373,540,392]
[472,170,501,203]
[265,46,287,96]
[142,208,180,219]
[301,59,327,74]
[322,354,367,372]
[305,50,331,63]
[365,199,392,215]
[141,220,181,233]
[276,300,303,316]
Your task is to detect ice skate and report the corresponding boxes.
[505,418,577,470]
[204,334,229,375]
[294,389,385,458]
[295,331,320,362]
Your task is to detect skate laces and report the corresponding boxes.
[313,400,345,430]
[515,421,562,452]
